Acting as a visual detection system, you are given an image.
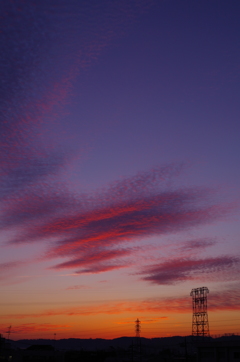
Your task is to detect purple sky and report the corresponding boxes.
[0,0,240,339]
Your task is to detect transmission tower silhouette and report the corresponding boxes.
[190,287,210,337]
[132,319,141,362]
[7,326,11,340]
[135,318,141,338]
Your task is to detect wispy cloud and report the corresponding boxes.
[2,164,235,279]
[179,238,217,252]
[0,261,24,271]
[0,261,27,284]
[0,2,70,201]
[209,287,240,311]
[53,247,133,273]
[116,317,168,325]
[140,255,240,285]
[2,287,240,321]
[4,165,232,276]
[0,323,70,334]
[66,285,90,290]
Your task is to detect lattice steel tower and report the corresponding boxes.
[132,319,141,362]
[190,287,210,337]
[135,318,141,338]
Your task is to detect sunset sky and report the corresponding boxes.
[1,0,240,340]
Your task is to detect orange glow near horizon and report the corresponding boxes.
[1,300,239,340]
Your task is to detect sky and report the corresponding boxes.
[0,0,240,340]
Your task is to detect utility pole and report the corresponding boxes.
[7,326,11,340]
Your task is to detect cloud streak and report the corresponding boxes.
[54,247,133,273]
[0,323,70,334]
[2,287,240,321]
[179,238,217,252]
[141,255,240,285]
[2,164,235,279]
[0,261,27,284]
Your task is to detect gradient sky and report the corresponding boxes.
[1,0,240,340]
